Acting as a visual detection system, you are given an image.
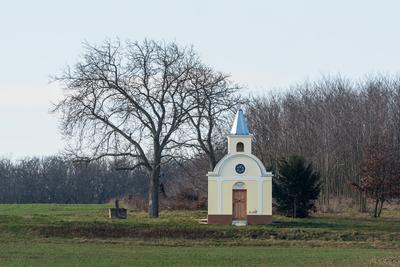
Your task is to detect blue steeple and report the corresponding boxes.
[230,109,250,135]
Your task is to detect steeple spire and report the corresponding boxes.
[230,109,250,135]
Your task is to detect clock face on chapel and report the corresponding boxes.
[235,164,245,174]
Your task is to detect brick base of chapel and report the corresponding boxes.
[207,215,272,225]
[247,215,272,225]
[207,215,232,224]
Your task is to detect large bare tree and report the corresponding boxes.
[187,67,242,170]
[53,39,207,217]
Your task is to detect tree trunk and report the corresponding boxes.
[373,197,379,218]
[209,153,217,171]
[359,191,367,212]
[148,166,160,218]
[207,139,217,171]
[377,198,384,217]
[293,196,297,218]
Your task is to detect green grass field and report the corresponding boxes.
[0,204,399,266]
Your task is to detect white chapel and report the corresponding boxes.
[207,109,272,225]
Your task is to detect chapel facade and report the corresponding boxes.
[207,109,272,225]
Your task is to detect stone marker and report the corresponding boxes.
[109,199,127,219]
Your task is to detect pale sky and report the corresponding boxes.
[1,0,400,158]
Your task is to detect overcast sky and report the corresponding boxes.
[1,0,400,158]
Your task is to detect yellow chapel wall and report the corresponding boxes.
[262,179,272,215]
[218,157,262,177]
[208,180,218,214]
[208,179,272,215]
[221,180,258,214]
[208,153,272,215]
[227,135,252,154]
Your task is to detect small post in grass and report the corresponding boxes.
[109,199,127,219]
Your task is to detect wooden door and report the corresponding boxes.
[232,189,247,220]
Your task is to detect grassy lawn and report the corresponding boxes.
[0,204,399,266]
[1,242,399,267]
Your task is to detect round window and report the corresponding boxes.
[235,164,245,174]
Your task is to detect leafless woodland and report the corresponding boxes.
[247,76,400,211]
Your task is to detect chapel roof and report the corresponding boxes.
[230,109,250,135]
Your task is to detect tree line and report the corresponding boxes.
[3,74,399,216]
[0,157,147,203]
[247,76,400,212]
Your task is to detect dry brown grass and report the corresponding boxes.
[316,197,400,216]
[122,193,206,212]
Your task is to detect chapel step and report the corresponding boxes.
[232,220,247,226]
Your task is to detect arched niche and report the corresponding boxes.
[236,142,244,152]
[233,181,246,190]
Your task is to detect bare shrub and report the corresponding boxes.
[316,197,358,213]
[123,187,207,211]
[123,194,148,211]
